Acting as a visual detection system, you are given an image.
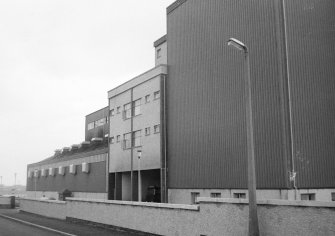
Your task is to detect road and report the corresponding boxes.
[0,209,148,236]
[0,216,61,236]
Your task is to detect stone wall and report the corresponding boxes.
[19,197,335,236]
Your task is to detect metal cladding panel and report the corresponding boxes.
[26,161,106,192]
[285,0,335,188]
[167,0,289,189]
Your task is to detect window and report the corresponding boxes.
[332,193,335,201]
[157,48,161,59]
[117,106,121,114]
[191,192,200,204]
[123,133,131,149]
[210,193,221,198]
[110,109,115,117]
[145,127,150,136]
[133,99,141,116]
[110,136,115,144]
[95,118,106,127]
[88,122,94,130]
[233,193,246,199]
[116,135,121,143]
[132,130,141,147]
[154,91,160,100]
[145,95,150,103]
[301,193,315,201]
[154,124,160,133]
[123,103,132,119]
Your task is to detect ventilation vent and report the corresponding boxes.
[69,164,76,174]
[58,166,65,175]
[91,137,103,142]
[34,170,39,178]
[49,167,55,176]
[82,162,89,173]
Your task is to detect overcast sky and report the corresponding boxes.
[0,0,175,186]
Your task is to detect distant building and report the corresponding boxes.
[26,108,109,200]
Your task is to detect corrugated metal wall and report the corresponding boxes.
[167,0,289,189]
[284,0,335,188]
[26,161,106,192]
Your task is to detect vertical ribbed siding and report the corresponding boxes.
[167,0,288,189]
[285,0,335,188]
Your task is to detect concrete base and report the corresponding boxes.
[168,188,335,204]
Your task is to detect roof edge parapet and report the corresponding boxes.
[153,35,167,47]
[167,0,187,14]
[108,65,167,99]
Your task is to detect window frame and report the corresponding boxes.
[154,91,160,100]
[154,124,160,134]
[132,98,141,117]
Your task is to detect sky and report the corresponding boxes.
[0,0,175,186]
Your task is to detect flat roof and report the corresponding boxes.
[85,106,109,117]
[108,65,167,99]
[153,35,167,47]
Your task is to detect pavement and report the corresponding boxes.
[0,208,148,236]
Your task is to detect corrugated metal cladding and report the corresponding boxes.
[284,0,335,188]
[166,0,335,190]
[167,0,289,189]
[26,162,106,192]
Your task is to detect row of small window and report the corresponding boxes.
[190,192,335,203]
[110,91,160,119]
[28,163,90,178]
[87,117,108,130]
[190,192,246,204]
[110,125,160,149]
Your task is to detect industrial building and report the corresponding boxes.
[26,107,109,199]
[27,0,335,204]
[165,0,335,203]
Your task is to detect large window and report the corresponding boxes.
[122,131,141,149]
[133,99,141,116]
[132,130,141,147]
[123,103,132,119]
[123,133,131,149]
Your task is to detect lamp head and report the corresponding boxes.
[137,150,142,158]
[227,38,248,52]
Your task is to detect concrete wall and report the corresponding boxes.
[169,188,335,204]
[20,197,335,236]
[0,196,15,208]
[26,191,107,200]
[20,198,67,220]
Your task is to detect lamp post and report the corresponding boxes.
[227,38,259,236]
[137,150,142,202]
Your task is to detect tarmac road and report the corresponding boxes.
[0,209,149,236]
[0,215,61,236]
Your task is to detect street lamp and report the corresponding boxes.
[227,38,260,236]
[137,150,142,202]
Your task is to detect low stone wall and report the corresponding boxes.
[19,197,335,236]
[0,196,15,209]
[66,198,199,235]
[20,198,66,220]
